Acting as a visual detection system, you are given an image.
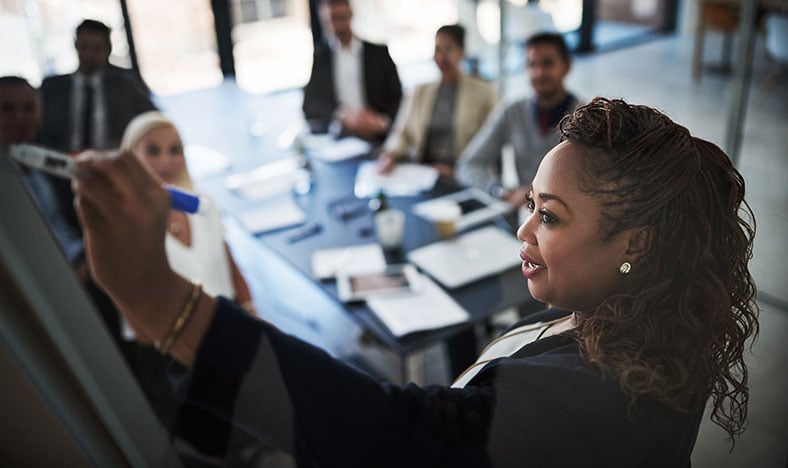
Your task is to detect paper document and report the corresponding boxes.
[306,135,372,162]
[238,194,306,233]
[225,156,304,200]
[311,243,388,279]
[366,271,469,337]
[185,144,231,180]
[354,161,439,198]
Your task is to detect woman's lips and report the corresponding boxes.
[520,251,545,279]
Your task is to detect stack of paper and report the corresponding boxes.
[237,194,306,234]
[225,156,302,200]
[185,144,231,180]
[366,271,469,337]
[310,244,388,279]
[306,136,372,162]
[354,161,439,198]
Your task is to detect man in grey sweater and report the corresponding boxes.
[457,32,581,208]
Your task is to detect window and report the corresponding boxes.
[352,0,458,85]
[232,0,313,94]
[125,0,223,95]
[0,0,126,85]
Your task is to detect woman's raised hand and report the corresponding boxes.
[72,149,191,344]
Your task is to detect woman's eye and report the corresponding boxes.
[539,210,558,224]
[525,196,535,212]
[146,145,160,156]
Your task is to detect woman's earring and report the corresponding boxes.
[619,262,632,275]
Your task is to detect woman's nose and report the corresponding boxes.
[516,212,537,244]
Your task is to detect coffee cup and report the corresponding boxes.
[430,200,462,239]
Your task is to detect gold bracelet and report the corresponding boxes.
[157,280,203,355]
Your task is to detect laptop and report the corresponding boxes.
[407,226,523,289]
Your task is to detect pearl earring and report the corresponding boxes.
[619,262,632,275]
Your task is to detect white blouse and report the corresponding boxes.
[121,197,234,341]
[165,199,234,299]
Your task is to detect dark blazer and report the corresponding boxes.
[38,69,156,152]
[38,69,157,243]
[302,39,402,134]
[174,299,702,468]
[106,63,152,97]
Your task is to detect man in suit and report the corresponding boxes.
[39,19,156,153]
[303,0,402,142]
[38,19,156,235]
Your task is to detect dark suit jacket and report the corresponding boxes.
[302,39,402,135]
[174,300,702,468]
[38,69,156,152]
[38,69,157,244]
[106,63,152,97]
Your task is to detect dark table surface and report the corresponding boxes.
[198,151,535,356]
[158,83,537,358]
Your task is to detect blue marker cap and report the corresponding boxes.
[165,186,208,214]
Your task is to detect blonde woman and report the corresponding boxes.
[121,111,253,317]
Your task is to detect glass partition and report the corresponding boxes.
[0,0,126,85]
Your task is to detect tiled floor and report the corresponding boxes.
[163,31,788,468]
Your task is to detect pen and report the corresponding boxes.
[6,143,210,215]
[287,222,322,243]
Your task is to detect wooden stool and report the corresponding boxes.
[692,1,741,81]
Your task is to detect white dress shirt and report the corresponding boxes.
[331,36,365,111]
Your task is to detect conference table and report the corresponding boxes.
[194,142,537,383]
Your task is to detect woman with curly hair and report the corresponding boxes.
[72,97,758,467]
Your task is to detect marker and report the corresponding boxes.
[7,144,210,215]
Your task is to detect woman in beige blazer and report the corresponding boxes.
[378,24,498,177]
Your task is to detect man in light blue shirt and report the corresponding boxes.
[457,32,582,208]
